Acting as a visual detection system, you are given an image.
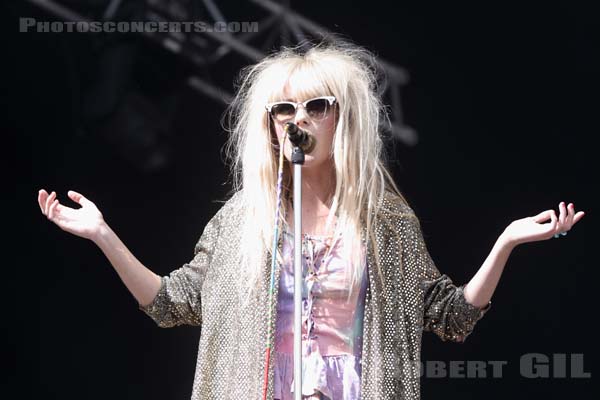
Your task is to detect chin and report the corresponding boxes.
[302,156,330,169]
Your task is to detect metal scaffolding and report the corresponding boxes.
[26,0,418,145]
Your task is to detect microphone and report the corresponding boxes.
[284,122,316,154]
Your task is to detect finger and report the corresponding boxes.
[536,210,558,236]
[48,199,59,220]
[573,211,585,224]
[68,190,92,207]
[558,202,566,226]
[566,203,575,227]
[549,209,558,233]
[532,210,553,223]
[37,189,47,214]
[44,191,56,215]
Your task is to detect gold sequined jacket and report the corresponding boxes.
[139,191,491,399]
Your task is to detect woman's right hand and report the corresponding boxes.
[38,189,106,241]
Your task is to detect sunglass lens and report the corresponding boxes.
[306,99,330,119]
[271,103,295,119]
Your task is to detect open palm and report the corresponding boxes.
[38,189,105,240]
[503,201,585,246]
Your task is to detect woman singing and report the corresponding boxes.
[37,39,584,400]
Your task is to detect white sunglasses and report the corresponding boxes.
[265,96,336,122]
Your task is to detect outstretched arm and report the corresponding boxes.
[463,201,585,308]
[38,189,162,307]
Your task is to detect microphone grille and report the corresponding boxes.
[284,122,298,135]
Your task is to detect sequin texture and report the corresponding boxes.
[139,191,491,399]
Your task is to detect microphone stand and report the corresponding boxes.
[291,144,304,400]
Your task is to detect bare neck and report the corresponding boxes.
[285,164,337,236]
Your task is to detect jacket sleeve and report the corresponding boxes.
[400,211,491,343]
[138,210,221,328]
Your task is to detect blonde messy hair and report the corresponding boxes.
[224,38,408,301]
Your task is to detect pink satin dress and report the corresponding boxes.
[274,228,368,400]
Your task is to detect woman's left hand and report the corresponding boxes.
[501,201,585,247]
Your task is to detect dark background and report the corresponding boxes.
[6,1,595,399]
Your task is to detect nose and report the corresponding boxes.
[294,104,310,126]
